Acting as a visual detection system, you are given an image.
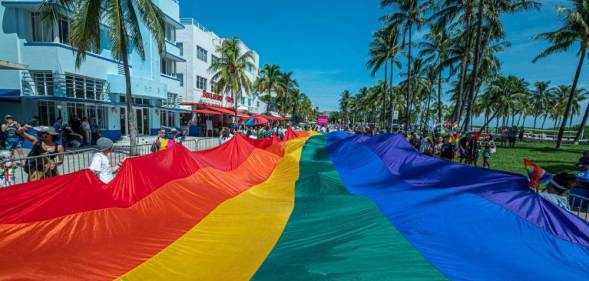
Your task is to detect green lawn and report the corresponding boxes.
[489,141,589,176]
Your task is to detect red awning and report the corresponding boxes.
[206,106,235,115]
[193,109,222,115]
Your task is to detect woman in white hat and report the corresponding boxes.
[89,137,120,183]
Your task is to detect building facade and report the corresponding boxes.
[0,0,185,140]
[176,18,266,115]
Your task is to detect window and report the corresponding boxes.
[66,103,109,129]
[165,22,176,42]
[160,58,176,76]
[211,55,220,65]
[196,76,207,90]
[162,93,177,107]
[31,12,53,42]
[177,42,183,56]
[30,71,54,96]
[197,46,207,62]
[160,110,177,128]
[121,96,150,105]
[65,73,106,100]
[58,17,70,44]
[176,73,183,87]
[38,101,56,126]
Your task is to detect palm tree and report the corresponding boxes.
[278,71,298,115]
[289,89,303,123]
[575,100,589,143]
[533,0,589,148]
[368,26,402,129]
[41,0,165,152]
[255,64,285,113]
[339,90,352,126]
[531,81,553,128]
[419,26,453,122]
[209,38,256,121]
[477,75,529,132]
[381,0,429,130]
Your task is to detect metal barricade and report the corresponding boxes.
[196,137,221,151]
[180,139,198,152]
[0,148,97,187]
[0,137,223,188]
[569,194,589,221]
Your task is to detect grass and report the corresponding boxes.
[489,141,589,176]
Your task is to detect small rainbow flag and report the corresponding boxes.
[524,159,553,191]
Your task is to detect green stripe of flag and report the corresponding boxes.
[254,135,446,280]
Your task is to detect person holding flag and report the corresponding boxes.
[524,159,575,211]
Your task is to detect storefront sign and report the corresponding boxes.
[202,91,223,102]
[318,115,328,126]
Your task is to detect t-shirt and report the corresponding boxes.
[441,143,455,159]
[89,152,113,183]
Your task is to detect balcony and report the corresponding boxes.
[107,74,167,100]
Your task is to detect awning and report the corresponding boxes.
[193,109,222,115]
[207,106,235,115]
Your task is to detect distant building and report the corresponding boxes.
[176,18,266,115]
[0,0,185,140]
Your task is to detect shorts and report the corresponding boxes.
[5,139,23,150]
[483,151,491,158]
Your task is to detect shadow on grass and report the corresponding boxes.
[526,147,584,154]
[535,164,575,174]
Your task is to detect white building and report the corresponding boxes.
[0,0,185,141]
[177,18,266,115]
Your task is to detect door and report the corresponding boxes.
[120,108,127,135]
[135,108,149,135]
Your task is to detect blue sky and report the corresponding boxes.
[181,0,586,125]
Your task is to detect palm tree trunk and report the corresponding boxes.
[541,115,547,129]
[454,6,473,123]
[265,89,271,113]
[522,115,528,128]
[462,0,484,132]
[437,67,443,122]
[383,61,388,130]
[557,47,587,148]
[405,22,413,131]
[479,110,499,133]
[495,115,499,133]
[389,58,395,132]
[424,90,433,130]
[116,0,137,154]
[533,115,538,128]
[574,103,589,144]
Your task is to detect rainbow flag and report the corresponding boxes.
[0,132,588,280]
[524,159,553,191]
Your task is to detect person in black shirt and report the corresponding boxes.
[440,136,455,161]
[576,151,589,171]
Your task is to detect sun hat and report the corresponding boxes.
[96,137,114,152]
[4,114,14,120]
